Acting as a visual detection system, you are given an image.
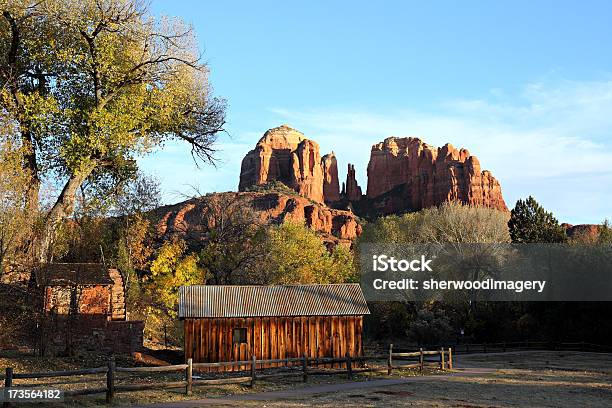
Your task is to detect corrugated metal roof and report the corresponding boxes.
[179,284,370,318]
[34,263,114,286]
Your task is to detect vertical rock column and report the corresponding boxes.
[345,164,363,202]
[322,152,340,204]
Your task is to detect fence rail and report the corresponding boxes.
[401,341,612,355]
[387,344,452,375]
[8,340,610,405]
[1,346,452,405]
[3,341,610,392]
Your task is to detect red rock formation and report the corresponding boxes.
[292,139,324,202]
[322,153,340,204]
[365,137,507,214]
[563,224,601,243]
[343,164,363,202]
[239,125,325,203]
[153,192,361,247]
[239,125,304,190]
[239,127,508,218]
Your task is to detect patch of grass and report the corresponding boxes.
[7,351,608,407]
[0,354,441,407]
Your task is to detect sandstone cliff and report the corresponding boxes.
[364,137,507,214]
[322,153,340,204]
[239,125,330,203]
[563,223,601,243]
[239,126,508,218]
[153,191,361,248]
[342,164,363,202]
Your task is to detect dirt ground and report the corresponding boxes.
[226,351,612,408]
[2,351,611,407]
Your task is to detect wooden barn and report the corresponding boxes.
[179,284,370,370]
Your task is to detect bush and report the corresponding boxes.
[243,181,297,196]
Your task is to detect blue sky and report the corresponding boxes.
[140,0,612,224]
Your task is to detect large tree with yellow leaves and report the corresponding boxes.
[0,0,225,261]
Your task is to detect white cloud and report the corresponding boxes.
[269,79,612,224]
[139,78,612,224]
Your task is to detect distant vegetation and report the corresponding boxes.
[508,196,567,243]
[243,181,298,196]
[362,200,612,346]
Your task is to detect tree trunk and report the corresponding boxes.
[22,135,41,214]
[38,171,91,262]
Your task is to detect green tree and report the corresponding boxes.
[113,173,160,301]
[195,193,267,285]
[508,196,567,243]
[407,308,454,345]
[0,129,31,271]
[147,239,203,317]
[360,202,511,340]
[598,220,612,244]
[47,171,159,263]
[360,202,510,244]
[262,221,356,284]
[1,0,226,261]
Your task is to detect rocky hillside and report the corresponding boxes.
[152,191,362,248]
[152,125,509,249]
[239,125,508,217]
[563,223,601,242]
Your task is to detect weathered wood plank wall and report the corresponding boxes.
[184,316,364,371]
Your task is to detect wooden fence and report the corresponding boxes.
[2,347,450,405]
[407,341,612,355]
[386,344,452,374]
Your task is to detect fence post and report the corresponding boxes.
[3,367,13,408]
[419,348,424,374]
[185,358,193,395]
[302,353,308,382]
[106,357,115,404]
[387,343,393,375]
[447,347,453,370]
[345,352,353,380]
[440,348,445,371]
[250,354,256,387]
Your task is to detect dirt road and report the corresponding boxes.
[127,352,612,408]
[128,368,495,407]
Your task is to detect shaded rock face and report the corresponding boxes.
[322,153,340,204]
[239,125,325,203]
[343,164,363,202]
[154,192,361,248]
[365,137,507,214]
[563,224,600,242]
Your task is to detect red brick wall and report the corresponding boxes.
[77,286,111,314]
[44,285,111,316]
